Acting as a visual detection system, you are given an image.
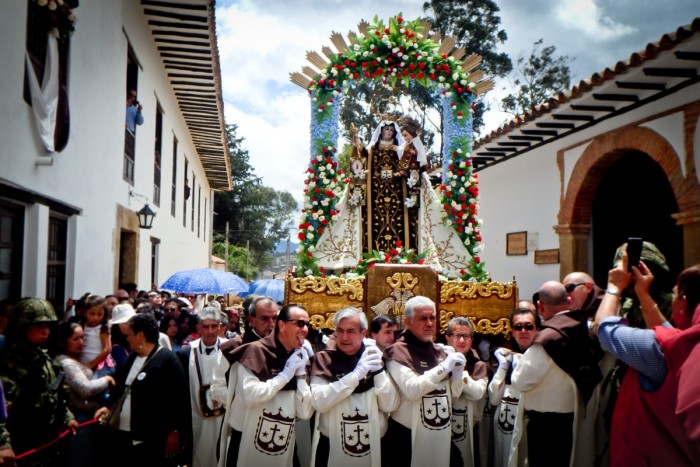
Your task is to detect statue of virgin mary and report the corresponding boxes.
[312,119,472,277]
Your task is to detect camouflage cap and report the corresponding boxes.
[11,298,58,326]
[613,241,669,272]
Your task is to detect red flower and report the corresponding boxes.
[417,72,424,79]
[418,259,425,265]
[418,62,426,70]
[396,240,402,248]
[429,74,436,81]
[397,16,403,23]
[298,232,306,240]
[384,27,390,34]
[307,253,313,259]
[474,257,481,263]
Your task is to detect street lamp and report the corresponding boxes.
[129,189,156,229]
[137,204,156,229]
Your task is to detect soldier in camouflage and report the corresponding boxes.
[0,298,78,466]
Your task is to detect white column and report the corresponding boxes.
[22,203,50,298]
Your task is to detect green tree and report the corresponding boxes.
[212,234,259,279]
[423,0,513,131]
[214,124,298,275]
[501,39,572,116]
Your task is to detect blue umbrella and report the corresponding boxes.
[160,268,248,295]
[239,279,286,303]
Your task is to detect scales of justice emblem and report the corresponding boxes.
[420,388,451,430]
[341,407,371,457]
[497,395,519,434]
[254,407,295,456]
[451,405,467,441]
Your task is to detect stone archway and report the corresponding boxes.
[556,124,700,277]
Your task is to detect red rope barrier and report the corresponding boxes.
[15,418,99,460]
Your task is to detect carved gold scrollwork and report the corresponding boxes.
[290,276,364,300]
[472,318,511,335]
[439,310,455,334]
[325,277,364,300]
[440,280,515,303]
[310,313,338,331]
[386,272,419,290]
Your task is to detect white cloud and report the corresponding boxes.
[555,0,637,40]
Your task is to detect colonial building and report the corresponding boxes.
[474,18,700,298]
[0,0,231,313]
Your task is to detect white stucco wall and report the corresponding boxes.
[0,1,218,298]
[476,81,700,300]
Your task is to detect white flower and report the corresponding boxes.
[297,245,304,253]
[456,148,462,154]
[359,33,365,39]
[321,199,329,206]
[413,42,419,49]
[312,201,318,206]
[438,76,445,82]
[399,28,405,34]
[312,212,318,220]
[427,56,433,62]
[453,73,459,80]
[312,97,317,102]
[363,51,369,57]
[305,269,313,276]
[308,232,315,239]
[332,215,339,221]
[448,56,455,62]
[417,33,424,39]
[461,79,467,86]
[422,51,428,57]
[392,47,400,53]
[319,166,326,172]
[353,44,361,51]
[317,108,323,113]
[399,259,408,264]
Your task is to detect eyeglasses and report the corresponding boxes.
[448,333,472,340]
[512,323,536,332]
[286,319,311,328]
[565,282,585,293]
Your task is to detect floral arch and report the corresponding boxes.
[289,14,494,281]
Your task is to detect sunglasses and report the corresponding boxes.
[512,323,536,332]
[286,319,311,328]
[565,282,586,293]
[164,307,178,312]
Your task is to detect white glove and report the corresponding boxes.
[494,348,512,369]
[478,339,490,361]
[279,350,308,382]
[511,354,521,374]
[439,352,466,375]
[352,347,383,380]
[302,339,314,358]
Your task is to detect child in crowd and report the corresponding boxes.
[79,295,114,376]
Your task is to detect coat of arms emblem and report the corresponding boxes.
[420,388,450,430]
[451,404,467,441]
[254,407,295,455]
[340,407,370,457]
[497,395,519,435]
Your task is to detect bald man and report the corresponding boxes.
[562,272,604,318]
[510,281,603,467]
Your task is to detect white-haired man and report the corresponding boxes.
[310,307,399,466]
[384,296,466,467]
[177,307,226,467]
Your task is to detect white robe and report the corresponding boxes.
[510,343,581,467]
[211,354,239,467]
[187,339,225,467]
[452,370,488,466]
[230,364,314,467]
[310,370,399,466]
[386,359,463,467]
[488,366,528,467]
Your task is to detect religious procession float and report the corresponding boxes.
[284,14,517,337]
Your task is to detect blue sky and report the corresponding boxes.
[215,0,699,204]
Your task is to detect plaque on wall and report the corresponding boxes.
[534,249,560,264]
[506,231,528,256]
